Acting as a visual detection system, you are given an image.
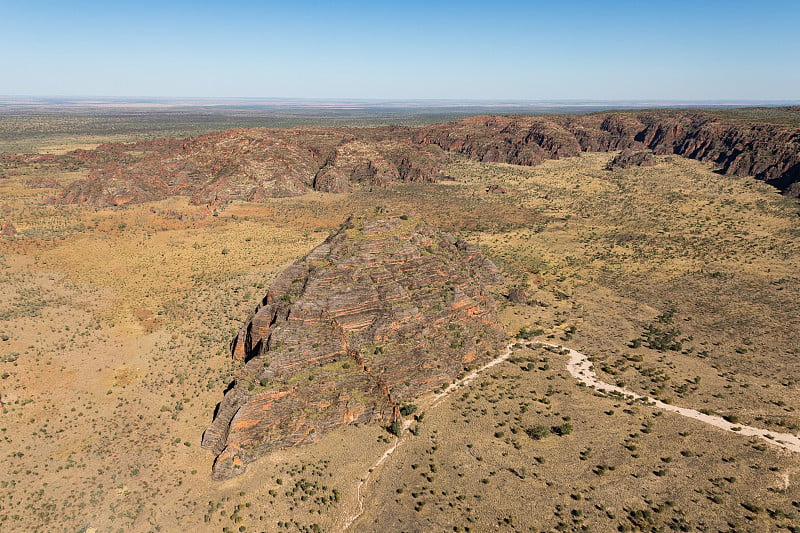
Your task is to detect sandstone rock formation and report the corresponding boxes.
[1,221,16,236]
[202,214,506,480]
[414,111,800,196]
[605,149,656,170]
[25,177,62,188]
[48,108,800,205]
[506,286,530,304]
[0,153,58,167]
[58,127,445,206]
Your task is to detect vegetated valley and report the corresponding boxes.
[0,106,799,532]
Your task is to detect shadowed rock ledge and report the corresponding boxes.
[202,213,507,480]
[413,111,800,196]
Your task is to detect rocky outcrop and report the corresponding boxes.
[202,214,506,480]
[605,149,656,170]
[1,221,16,236]
[506,286,530,304]
[45,108,800,203]
[25,177,62,188]
[414,111,800,196]
[58,127,445,206]
[412,115,582,166]
[0,153,58,167]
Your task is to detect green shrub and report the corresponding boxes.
[525,424,549,440]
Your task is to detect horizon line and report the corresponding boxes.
[2,95,799,105]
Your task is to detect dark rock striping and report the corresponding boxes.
[57,127,444,206]
[202,214,506,480]
[605,149,656,170]
[414,111,800,196]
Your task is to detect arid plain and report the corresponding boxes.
[1,108,799,532]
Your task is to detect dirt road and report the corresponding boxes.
[341,337,800,530]
[540,341,800,454]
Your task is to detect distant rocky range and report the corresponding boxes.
[55,127,445,206]
[45,109,800,205]
[202,214,507,479]
[412,111,800,196]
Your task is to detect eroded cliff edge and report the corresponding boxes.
[50,108,800,206]
[414,111,800,195]
[202,214,506,480]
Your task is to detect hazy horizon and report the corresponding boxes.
[3,96,799,104]
[2,95,798,117]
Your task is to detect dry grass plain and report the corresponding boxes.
[1,146,799,532]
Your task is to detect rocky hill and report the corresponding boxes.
[50,108,800,205]
[202,214,506,480]
[58,127,445,206]
[605,149,656,170]
[414,111,800,195]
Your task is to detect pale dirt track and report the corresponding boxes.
[340,338,800,530]
[540,341,800,453]
[339,340,519,530]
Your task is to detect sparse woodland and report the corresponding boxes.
[0,110,799,532]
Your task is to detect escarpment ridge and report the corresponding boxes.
[56,126,444,206]
[44,108,800,206]
[414,111,800,195]
[202,214,506,480]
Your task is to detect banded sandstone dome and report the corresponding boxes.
[202,214,506,480]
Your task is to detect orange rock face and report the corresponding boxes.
[414,111,800,196]
[49,110,800,205]
[202,214,506,480]
[57,127,445,207]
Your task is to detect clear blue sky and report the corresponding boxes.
[2,0,798,100]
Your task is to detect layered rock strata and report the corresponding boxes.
[414,111,800,195]
[58,127,444,206]
[51,108,800,204]
[202,214,506,480]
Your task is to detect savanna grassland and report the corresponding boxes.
[1,112,799,532]
[0,99,612,155]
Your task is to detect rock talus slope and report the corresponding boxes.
[202,214,506,480]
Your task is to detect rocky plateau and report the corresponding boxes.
[414,110,800,195]
[33,108,800,206]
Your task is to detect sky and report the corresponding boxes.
[2,0,799,101]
